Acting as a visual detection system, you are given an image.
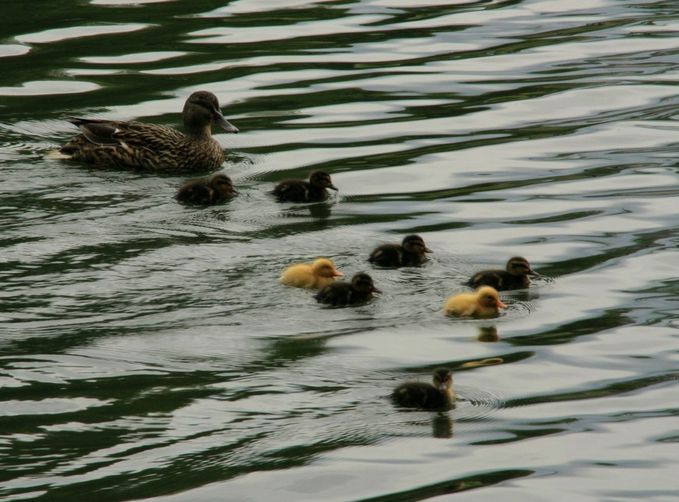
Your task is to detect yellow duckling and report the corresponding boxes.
[280,258,343,289]
[444,286,507,318]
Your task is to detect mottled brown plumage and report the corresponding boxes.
[59,91,238,173]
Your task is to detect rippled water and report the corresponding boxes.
[1,0,678,500]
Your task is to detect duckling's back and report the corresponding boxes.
[369,244,403,267]
[467,269,518,290]
[391,382,451,410]
[444,291,478,316]
[280,263,315,288]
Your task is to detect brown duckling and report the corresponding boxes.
[315,272,380,306]
[466,256,539,291]
[59,91,238,173]
[392,368,455,410]
[272,170,338,202]
[369,234,432,268]
[280,258,343,289]
[175,173,236,205]
[444,286,507,318]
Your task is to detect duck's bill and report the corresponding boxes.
[425,247,434,253]
[372,287,382,294]
[332,270,344,278]
[497,300,508,309]
[528,269,540,276]
[214,112,239,133]
[328,184,339,191]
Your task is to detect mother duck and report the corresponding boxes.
[59,91,238,173]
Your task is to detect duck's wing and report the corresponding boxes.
[68,118,184,150]
[67,118,123,145]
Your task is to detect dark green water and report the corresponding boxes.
[1,0,678,501]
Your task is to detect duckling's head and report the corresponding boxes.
[476,286,507,310]
[309,171,338,191]
[402,234,433,255]
[312,258,343,279]
[183,90,238,134]
[351,272,381,294]
[210,173,235,193]
[432,368,453,392]
[506,256,538,277]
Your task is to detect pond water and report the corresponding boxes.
[1,0,678,500]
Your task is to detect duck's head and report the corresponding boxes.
[476,286,507,310]
[312,258,343,279]
[309,171,338,191]
[506,256,538,277]
[402,234,433,255]
[210,173,236,194]
[351,272,381,294]
[432,368,453,392]
[183,90,239,134]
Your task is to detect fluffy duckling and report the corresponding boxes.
[369,234,432,268]
[466,256,539,291]
[444,286,507,318]
[272,170,338,202]
[315,272,380,306]
[391,368,455,410]
[59,91,238,173]
[280,258,343,289]
[175,173,236,205]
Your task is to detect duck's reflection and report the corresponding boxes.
[432,412,453,438]
[307,201,332,219]
[477,325,499,342]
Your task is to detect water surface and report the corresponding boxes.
[1,0,678,501]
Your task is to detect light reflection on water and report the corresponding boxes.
[1,0,678,500]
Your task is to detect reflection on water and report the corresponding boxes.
[2,0,679,500]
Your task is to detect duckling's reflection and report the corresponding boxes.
[432,412,453,439]
[511,289,540,302]
[477,325,500,342]
[307,201,332,219]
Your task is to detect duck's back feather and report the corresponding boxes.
[60,120,222,173]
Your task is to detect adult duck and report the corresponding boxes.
[272,171,338,202]
[369,234,432,268]
[392,368,455,410]
[444,286,507,318]
[59,91,238,173]
[466,256,539,291]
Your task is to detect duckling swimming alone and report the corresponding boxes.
[368,234,432,268]
[59,91,238,173]
[392,368,455,410]
[315,272,380,306]
[444,286,507,318]
[466,256,538,291]
[272,170,338,202]
[176,173,236,205]
[280,258,343,289]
